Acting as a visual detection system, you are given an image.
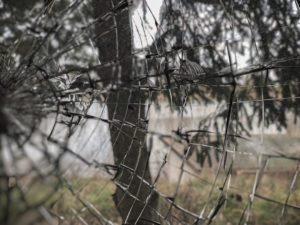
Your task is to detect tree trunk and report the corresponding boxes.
[93,1,158,224]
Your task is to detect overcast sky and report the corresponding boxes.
[132,0,162,49]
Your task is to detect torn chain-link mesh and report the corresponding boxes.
[0,0,300,225]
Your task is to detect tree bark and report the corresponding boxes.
[93,1,158,224]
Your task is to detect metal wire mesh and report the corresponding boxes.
[0,0,300,224]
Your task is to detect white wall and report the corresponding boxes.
[3,100,299,180]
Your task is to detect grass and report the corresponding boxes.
[49,178,121,225]
[155,172,300,225]
[44,171,300,225]
[2,169,300,225]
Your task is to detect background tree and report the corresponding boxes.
[92,0,159,224]
[0,0,299,224]
[149,0,300,164]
